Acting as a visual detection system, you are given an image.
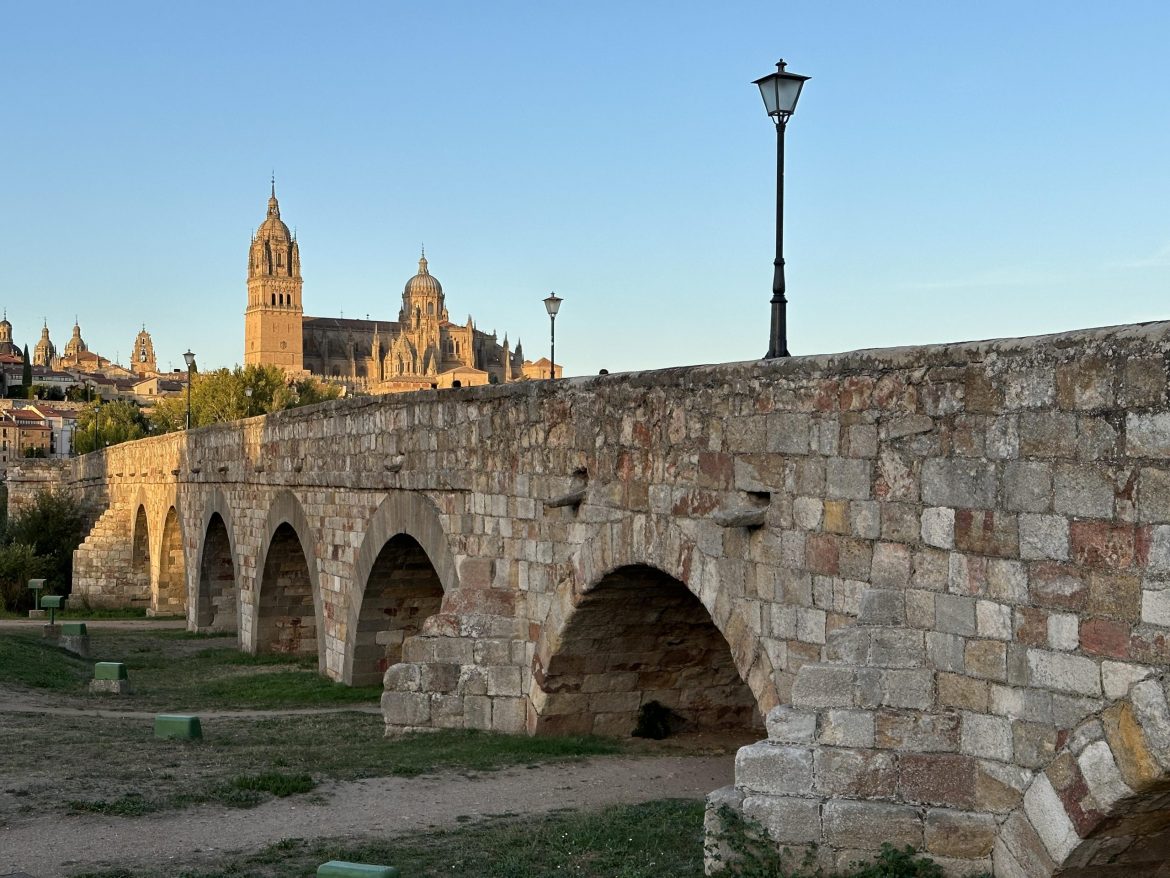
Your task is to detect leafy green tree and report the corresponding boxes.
[150,364,342,433]
[0,543,47,612]
[3,490,84,601]
[72,400,150,454]
[32,384,65,401]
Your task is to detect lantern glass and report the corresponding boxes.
[753,66,809,118]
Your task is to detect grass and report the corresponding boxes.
[0,710,628,819]
[0,630,383,709]
[67,798,708,878]
[0,606,159,620]
[0,633,92,689]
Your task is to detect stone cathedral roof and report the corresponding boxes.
[256,184,292,243]
[404,254,442,296]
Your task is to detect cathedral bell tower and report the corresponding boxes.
[244,181,304,372]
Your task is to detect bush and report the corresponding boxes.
[0,490,85,610]
[706,806,968,878]
[0,543,47,612]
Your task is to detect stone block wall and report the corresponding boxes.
[35,320,1170,875]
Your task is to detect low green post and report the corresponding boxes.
[40,594,64,626]
[154,714,203,740]
[28,578,46,618]
[317,863,400,878]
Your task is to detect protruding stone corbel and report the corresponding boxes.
[170,468,180,477]
[217,464,228,474]
[713,492,770,529]
[253,464,265,473]
[190,466,201,475]
[548,467,588,510]
[292,461,303,473]
[384,456,405,473]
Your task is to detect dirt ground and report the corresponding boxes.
[0,621,742,877]
[1,753,733,876]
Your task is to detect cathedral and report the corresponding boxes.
[244,185,550,392]
[28,318,158,376]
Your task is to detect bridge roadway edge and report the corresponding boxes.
[10,319,1170,875]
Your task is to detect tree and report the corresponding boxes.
[72,400,150,454]
[150,364,342,433]
[32,384,65,401]
[0,543,47,612]
[2,490,84,604]
[21,344,31,399]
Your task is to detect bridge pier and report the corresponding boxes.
[382,611,530,733]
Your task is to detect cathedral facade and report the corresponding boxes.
[244,186,543,392]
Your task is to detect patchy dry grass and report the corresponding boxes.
[0,710,626,819]
[67,799,709,878]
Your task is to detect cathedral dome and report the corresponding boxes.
[404,254,442,296]
[256,185,292,242]
[257,214,292,242]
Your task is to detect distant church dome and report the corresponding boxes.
[404,253,443,297]
[257,188,292,243]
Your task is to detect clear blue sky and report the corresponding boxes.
[1,1,1167,376]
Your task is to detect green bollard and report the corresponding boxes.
[317,862,401,878]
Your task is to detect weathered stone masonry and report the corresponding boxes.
[13,321,1170,876]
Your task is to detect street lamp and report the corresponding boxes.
[183,350,196,429]
[753,59,810,359]
[543,293,562,380]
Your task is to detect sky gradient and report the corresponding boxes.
[1,1,1167,377]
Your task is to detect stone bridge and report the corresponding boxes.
[13,321,1170,876]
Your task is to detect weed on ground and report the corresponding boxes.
[67,798,709,878]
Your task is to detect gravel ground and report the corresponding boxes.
[1,754,733,877]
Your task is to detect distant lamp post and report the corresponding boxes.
[543,292,563,380]
[753,59,810,359]
[183,350,196,430]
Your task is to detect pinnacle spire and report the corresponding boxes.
[267,175,280,218]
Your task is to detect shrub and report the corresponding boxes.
[3,489,85,598]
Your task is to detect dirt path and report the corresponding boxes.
[0,754,732,877]
[0,689,380,719]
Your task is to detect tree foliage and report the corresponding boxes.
[150,364,342,433]
[72,400,150,455]
[0,490,85,610]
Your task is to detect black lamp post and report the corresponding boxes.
[753,59,810,359]
[183,350,196,429]
[543,292,562,379]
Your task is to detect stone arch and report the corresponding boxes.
[153,505,186,616]
[254,490,324,667]
[130,500,150,601]
[530,561,765,738]
[560,518,779,718]
[995,677,1170,876]
[343,491,457,685]
[194,489,239,632]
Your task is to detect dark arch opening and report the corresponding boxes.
[535,565,763,738]
[196,512,236,631]
[352,534,443,686]
[131,505,150,603]
[155,506,186,615]
[256,522,317,655]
